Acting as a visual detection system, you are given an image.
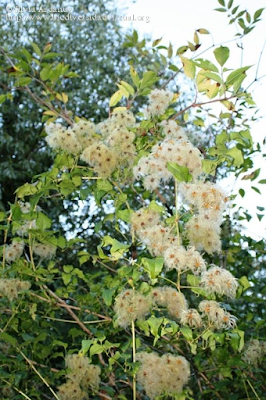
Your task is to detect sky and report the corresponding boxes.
[117,0,266,239]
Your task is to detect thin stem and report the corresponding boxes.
[0,378,32,400]
[170,95,236,120]
[19,350,60,400]
[243,373,261,400]
[131,319,137,400]
[2,210,13,269]
[174,179,180,246]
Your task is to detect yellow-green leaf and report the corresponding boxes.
[180,56,196,79]
[109,90,123,107]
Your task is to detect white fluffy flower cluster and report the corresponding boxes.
[198,300,237,330]
[33,242,56,259]
[200,265,238,298]
[133,137,203,191]
[0,278,31,301]
[45,110,136,178]
[57,354,101,400]
[136,352,190,400]
[151,286,188,320]
[131,207,207,276]
[143,89,175,118]
[16,201,38,237]
[242,339,266,366]
[5,240,24,263]
[178,182,228,254]
[114,289,152,328]
[114,286,188,327]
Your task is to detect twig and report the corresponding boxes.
[170,95,236,120]
[19,350,60,400]
[43,285,93,336]
[30,292,112,320]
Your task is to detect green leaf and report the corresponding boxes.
[176,46,189,55]
[0,94,6,104]
[40,65,51,81]
[90,343,104,358]
[14,77,32,87]
[30,42,42,57]
[142,257,164,281]
[102,289,116,306]
[36,212,52,230]
[180,327,193,341]
[0,332,17,347]
[226,66,251,86]
[109,90,124,107]
[254,8,264,21]
[116,209,133,223]
[239,276,250,292]
[180,56,196,79]
[226,147,244,166]
[228,0,234,9]
[97,179,113,192]
[140,71,157,88]
[214,46,230,66]
[101,236,130,260]
[258,179,266,184]
[239,188,245,197]
[152,37,162,47]
[200,71,222,83]
[130,66,140,87]
[197,28,210,34]
[251,186,261,194]
[15,182,38,198]
[167,162,193,182]
[120,80,135,96]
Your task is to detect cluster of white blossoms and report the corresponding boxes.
[179,182,228,221]
[136,352,190,399]
[16,201,38,237]
[185,215,222,254]
[198,300,237,330]
[133,136,203,191]
[0,278,31,301]
[200,266,238,298]
[4,240,24,263]
[242,339,266,367]
[114,287,189,328]
[143,89,175,118]
[114,289,152,328]
[178,181,228,254]
[57,354,101,400]
[45,110,136,178]
[32,242,56,259]
[151,286,188,320]
[131,207,207,276]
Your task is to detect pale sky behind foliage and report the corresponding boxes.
[117,0,266,239]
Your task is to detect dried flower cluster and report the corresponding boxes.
[114,289,152,328]
[136,352,190,399]
[57,354,101,400]
[143,89,175,118]
[198,300,237,330]
[16,201,38,237]
[33,242,57,259]
[242,339,266,366]
[0,278,31,301]
[133,136,203,191]
[200,266,238,298]
[4,240,24,263]
[45,110,136,178]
